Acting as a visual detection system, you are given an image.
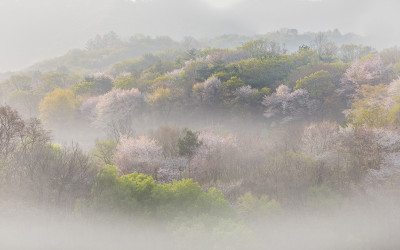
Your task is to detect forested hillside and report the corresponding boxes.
[1,32,400,249]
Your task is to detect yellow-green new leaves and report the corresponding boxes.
[39,89,77,127]
[350,84,393,127]
[295,70,335,99]
[89,165,230,219]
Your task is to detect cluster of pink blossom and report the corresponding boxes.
[344,56,390,86]
[263,85,315,123]
[166,58,207,80]
[361,119,400,190]
[167,68,184,79]
[372,128,400,152]
[200,77,222,104]
[338,56,392,104]
[302,121,339,157]
[114,136,163,175]
[80,88,143,129]
[190,131,237,181]
[235,85,257,96]
[114,135,189,183]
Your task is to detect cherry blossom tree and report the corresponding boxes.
[114,136,163,176]
[193,76,222,106]
[262,85,316,124]
[190,131,237,183]
[80,88,143,140]
[302,121,339,157]
[156,158,186,183]
[114,134,185,183]
[337,55,392,106]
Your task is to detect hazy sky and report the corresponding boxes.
[1,0,400,73]
[177,0,244,8]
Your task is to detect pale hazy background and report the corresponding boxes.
[1,0,399,72]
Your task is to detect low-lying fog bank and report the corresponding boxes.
[1,198,399,250]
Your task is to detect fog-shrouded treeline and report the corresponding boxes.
[0,29,362,80]
[2,33,400,249]
[1,0,383,73]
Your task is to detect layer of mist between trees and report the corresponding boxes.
[1,202,400,250]
[2,33,400,249]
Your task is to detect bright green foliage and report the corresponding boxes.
[219,56,294,89]
[219,76,245,102]
[213,69,237,83]
[153,180,230,218]
[196,61,225,82]
[223,76,245,88]
[292,48,319,67]
[237,192,281,218]
[286,62,347,89]
[295,70,335,99]
[90,139,117,166]
[120,172,157,209]
[352,107,388,128]
[72,81,96,96]
[88,165,230,219]
[72,75,113,96]
[349,81,400,128]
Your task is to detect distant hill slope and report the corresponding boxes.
[7,30,364,77]
[0,0,372,73]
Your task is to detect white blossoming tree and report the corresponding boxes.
[114,136,163,176]
[262,85,315,124]
[80,88,143,141]
[190,131,237,183]
[337,55,392,106]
